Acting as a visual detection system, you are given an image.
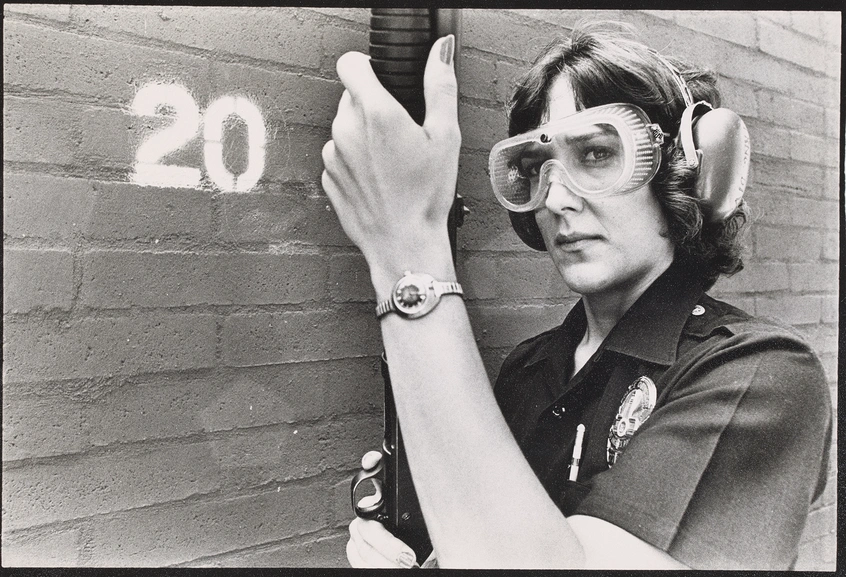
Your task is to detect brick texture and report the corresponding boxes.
[1,527,82,566]
[3,248,75,313]
[3,314,217,383]
[674,11,757,47]
[2,394,87,460]
[758,19,829,73]
[80,250,329,308]
[87,482,332,566]
[204,532,349,567]
[4,98,79,165]
[221,307,382,366]
[2,7,837,569]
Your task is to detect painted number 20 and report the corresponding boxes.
[131,83,265,192]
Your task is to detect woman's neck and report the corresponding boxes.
[572,259,673,376]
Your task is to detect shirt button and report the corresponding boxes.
[551,406,564,418]
[692,305,705,316]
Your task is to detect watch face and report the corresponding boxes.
[397,284,426,307]
[393,273,436,318]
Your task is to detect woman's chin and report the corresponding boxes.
[556,264,615,296]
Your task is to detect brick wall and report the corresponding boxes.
[2,6,839,569]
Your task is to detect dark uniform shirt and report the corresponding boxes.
[494,259,831,570]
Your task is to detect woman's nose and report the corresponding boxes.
[544,177,584,214]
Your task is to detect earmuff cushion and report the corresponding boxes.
[690,108,750,222]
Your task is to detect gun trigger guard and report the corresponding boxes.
[351,457,386,519]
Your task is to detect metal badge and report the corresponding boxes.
[607,376,657,467]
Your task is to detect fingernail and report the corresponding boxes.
[440,35,454,66]
[397,550,417,568]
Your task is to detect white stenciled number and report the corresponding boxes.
[203,96,266,193]
[132,83,201,188]
[131,83,266,192]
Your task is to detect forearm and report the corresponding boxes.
[371,249,585,569]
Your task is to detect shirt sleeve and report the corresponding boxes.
[573,326,832,570]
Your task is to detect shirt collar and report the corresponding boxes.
[521,258,705,370]
[602,258,705,365]
[522,299,585,371]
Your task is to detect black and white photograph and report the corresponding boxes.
[2,5,841,570]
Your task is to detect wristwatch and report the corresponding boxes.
[376,271,464,319]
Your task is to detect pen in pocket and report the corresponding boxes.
[568,423,585,482]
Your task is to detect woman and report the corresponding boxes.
[321,24,831,569]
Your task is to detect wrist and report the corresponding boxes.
[367,237,456,302]
[375,272,463,320]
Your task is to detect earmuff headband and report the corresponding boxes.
[650,50,695,109]
[677,101,713,169]
[653,54,750,222]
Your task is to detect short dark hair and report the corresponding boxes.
[506,22,748,290]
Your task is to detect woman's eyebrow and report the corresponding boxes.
[520,124,614,159]
[560,124,615,144]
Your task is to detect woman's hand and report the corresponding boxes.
[321,36,461,293]
[347,517,420,568]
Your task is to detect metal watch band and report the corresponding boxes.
[375,274,463,319]
[435,281,463,296]
[375,298,398,318]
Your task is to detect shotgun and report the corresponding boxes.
[350,8,465,563]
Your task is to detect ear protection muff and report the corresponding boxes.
[676,102,750,222]
[507,52,751,251]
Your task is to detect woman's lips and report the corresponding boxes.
[555,232,601,249]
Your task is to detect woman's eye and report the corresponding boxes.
[583,147,613,163]
[518,158,543,177]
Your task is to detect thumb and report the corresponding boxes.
[423,35,459,139]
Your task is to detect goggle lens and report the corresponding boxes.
[489,104,663,212]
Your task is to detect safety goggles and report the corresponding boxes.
[489,103,666,212]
